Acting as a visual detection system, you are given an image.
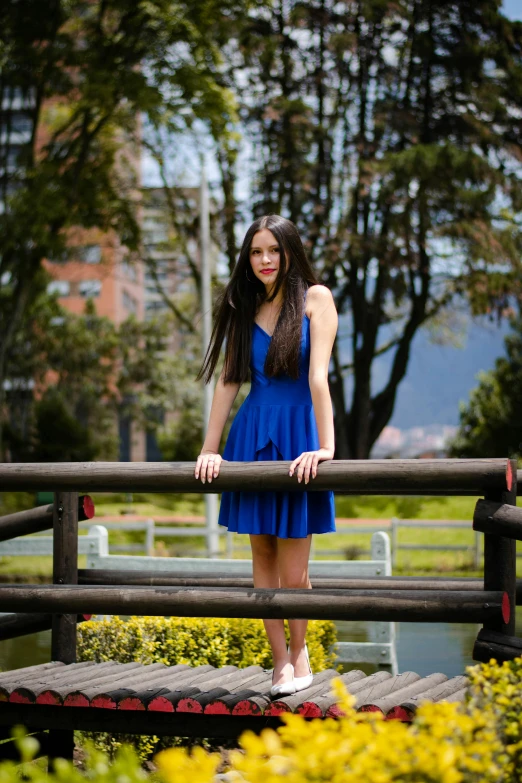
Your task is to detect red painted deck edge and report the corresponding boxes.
[147,697,174,712]
[325,704,346,717]
[119,697,145,711]
[176,698,203,713]
[9,692,33,705]
[91,696,117,709]
[296,702,323,717]
[264,702,292,716]
[204,702,231,715]
[231,700,262,716]
[386,706,413,721]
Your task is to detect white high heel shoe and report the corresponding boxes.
[290,643,314,692]
[270,662,296,698]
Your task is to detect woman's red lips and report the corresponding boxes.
[260,269,275,274]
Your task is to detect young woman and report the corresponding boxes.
[194,214,338,697]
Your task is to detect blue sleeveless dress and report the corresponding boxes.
[217,300,336,539]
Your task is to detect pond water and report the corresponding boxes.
[1,608,521,678]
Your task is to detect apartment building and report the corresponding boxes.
[1,84,149,461]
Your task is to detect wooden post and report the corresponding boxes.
[49,491,78,762]
[481,459,517,638]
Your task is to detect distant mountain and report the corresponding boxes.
[386,318,509,429]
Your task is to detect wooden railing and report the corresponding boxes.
[0,458,520,666]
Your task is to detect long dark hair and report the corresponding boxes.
[195,214,319,384]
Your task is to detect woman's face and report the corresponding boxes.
[249,229,284,288]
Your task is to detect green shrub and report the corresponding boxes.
[0,732,146,782]
[76,616,339,759]
[77,616,338,671]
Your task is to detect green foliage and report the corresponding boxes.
[0,0,246,459]
[32,389,101,462]
[78,616,338,671]
[449,318,522,459]
[3,293,184,461]
[0,731,146,783]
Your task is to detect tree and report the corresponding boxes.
[4,292,183,462]
[448,318,522,460]
[0,0,242,459]
[219,0,522,457]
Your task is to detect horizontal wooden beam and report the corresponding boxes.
[0,496,94,542]
[0,459,513,495]
[0,584,506,623]
[0,702,285,739]
[472,628,522,663]
[0,612,90,642]
[473,499,522,541]
[77,570,522,604]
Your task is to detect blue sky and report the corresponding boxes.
[503,0,522,20]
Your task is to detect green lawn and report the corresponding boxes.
[89,492,482,522]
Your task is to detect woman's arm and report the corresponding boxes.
[308,286,338,455]
[200,371,242,454]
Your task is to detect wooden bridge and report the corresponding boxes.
[0,458,521,761]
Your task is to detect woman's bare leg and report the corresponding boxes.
[277,534,313,678]
[249,533,292,686]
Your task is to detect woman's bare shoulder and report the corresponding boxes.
[306,284,335,317]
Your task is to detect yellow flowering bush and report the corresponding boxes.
[466,656,522,783]
[156,676,509,783]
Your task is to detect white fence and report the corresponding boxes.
[78,519,231,558]
[0,525,398,673]
[10,516,516,569]
[389,517,522,569]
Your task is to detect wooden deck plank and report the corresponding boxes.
[117,665,234,712]
[81,663,190,709]
[359,673,448,715]
[387,675,469,721]
[202,672,274,715]
[0,662,64,684]
[91,665,195,709]
[0,663,471,728]
[439,687,468,703]
[295,670,368,717]
[36,663,145,706]
[1,661,99,694]
[264,670,341,716]
[63,663,171,707]
[6,663,118,704]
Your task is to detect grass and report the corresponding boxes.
[88,492,482,522]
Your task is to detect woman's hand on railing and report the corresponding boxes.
[288,448,334,484]
[195,450,225,484]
